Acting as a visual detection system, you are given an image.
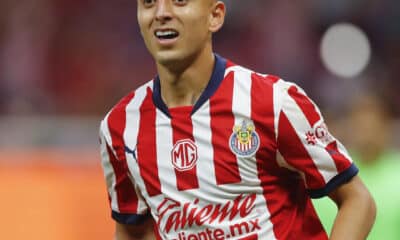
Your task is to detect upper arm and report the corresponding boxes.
[327,175,376,239]
[328,175,374,207]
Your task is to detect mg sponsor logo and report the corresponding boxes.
[171,139,198,171]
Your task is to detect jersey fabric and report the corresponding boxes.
[99,54,358,240]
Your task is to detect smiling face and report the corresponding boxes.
[137,0,225,69]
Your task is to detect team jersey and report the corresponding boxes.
[99,54,358,240]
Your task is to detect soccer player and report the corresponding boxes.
[99,0,376,239]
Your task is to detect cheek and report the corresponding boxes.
[137,11,152,32]
[137,16,153,42]
[185,16,210,40]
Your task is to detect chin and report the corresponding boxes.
[154,51,191,68]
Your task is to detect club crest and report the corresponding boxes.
[229,120,260,157]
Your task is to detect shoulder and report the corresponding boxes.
[104,80,154,118]
[100,80,154,134]
[224,61,289,88]
[223,60,310,100]
[223,60,316,118]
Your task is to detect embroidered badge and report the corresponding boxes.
[229,120,260,157]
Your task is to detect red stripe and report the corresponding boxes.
[288,86,321,127]
[107,92,138,213]
[106,145,138,212]
[265,74,280,83]
[209,71,241,185]
[251,73,285,238]
[277,112,325,189]
[108,92,135,160]
[226,60,236,68]
[251,74,326,239]
[250,73,277,155]
[137,87,162,196]
[238,233,258,240]
[325,141,352,172]
[170,106,199,191]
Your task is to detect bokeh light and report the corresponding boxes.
[320,23,371,78]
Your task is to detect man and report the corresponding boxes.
[99,0,376,239]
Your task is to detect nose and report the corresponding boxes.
[155,0,173,23]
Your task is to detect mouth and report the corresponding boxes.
[154,29,180,42]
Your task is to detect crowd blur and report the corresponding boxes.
[0,0,399,117]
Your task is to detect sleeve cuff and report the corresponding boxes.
[112,210,150,225]
[308,163,359,199]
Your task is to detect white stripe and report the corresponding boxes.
[124,82,153,150]
[279,82,338,183]
[155,108,176,196]
[224,65,242,77]
[335,140,353,162]
[231,67,277,239]
[124,81,154,214]
[272,79,285,141]
[232,68,252,125]
[99,117,119,212]
[192,101,217,189]
[232,67,252,167]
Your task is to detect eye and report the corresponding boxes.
[173,0,188,6]
[143,0,156,7]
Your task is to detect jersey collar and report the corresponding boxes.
[152,54,227,117]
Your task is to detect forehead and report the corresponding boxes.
[136,0,216,5]
[136,0,217,14]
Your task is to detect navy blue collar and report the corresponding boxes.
[152,54,227,117]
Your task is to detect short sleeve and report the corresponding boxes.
[99,120,149,224]
[276,82,358,198]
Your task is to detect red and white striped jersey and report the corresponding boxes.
[99,55,358,240]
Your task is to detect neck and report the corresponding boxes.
[156,47,215,108]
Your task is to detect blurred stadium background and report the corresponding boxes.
[0,0,399,239]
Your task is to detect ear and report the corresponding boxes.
[209,1,226,33]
